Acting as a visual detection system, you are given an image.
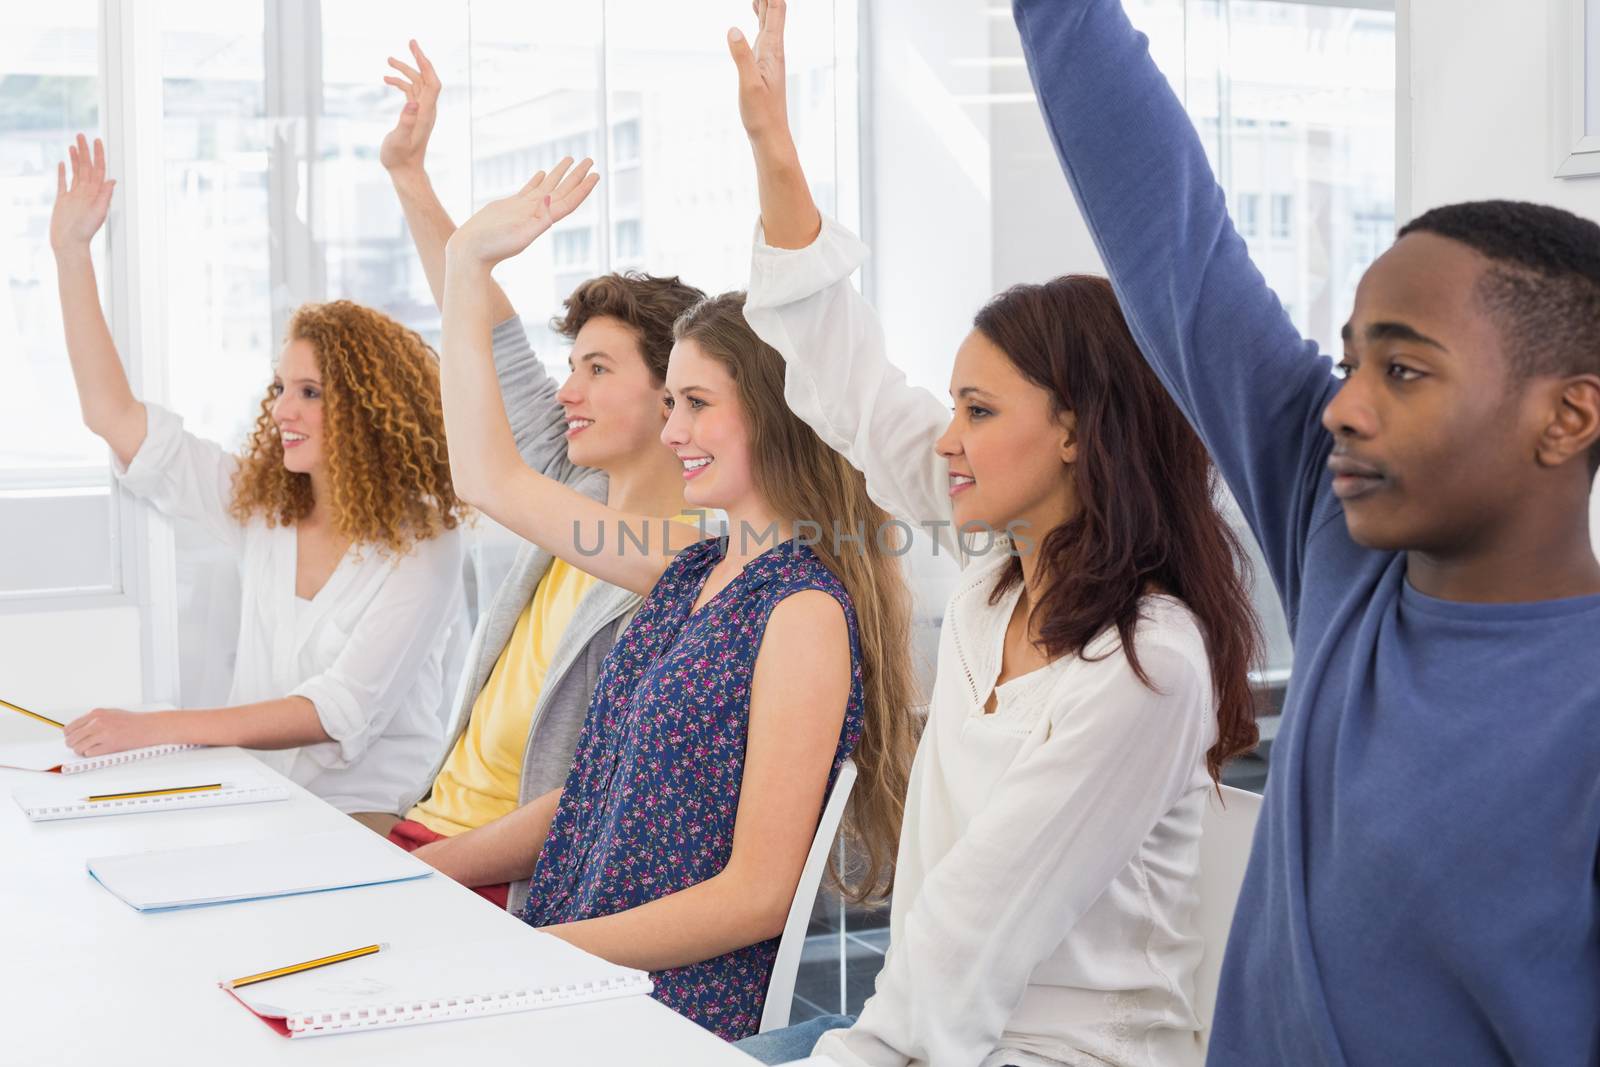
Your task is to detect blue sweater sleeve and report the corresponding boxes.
[1013,0,1342,613]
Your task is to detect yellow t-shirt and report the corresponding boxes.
[408,513,703,836]
[408,557,600,836]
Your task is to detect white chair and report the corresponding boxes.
[1193,784,1264,1054]
[760,758,860,1033]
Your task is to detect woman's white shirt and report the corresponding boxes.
[744,218,1216,1067]
[115,402,459,814]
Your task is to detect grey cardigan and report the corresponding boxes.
[400,316,644,915]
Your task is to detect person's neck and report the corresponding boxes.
[302,469,331,529]
[602,450,688,519]
[1406,497,1600,603]
[721,501,790,569]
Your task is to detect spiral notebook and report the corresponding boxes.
[13,775,288,822]
[222,934,652,1038]
[0,739,201,774]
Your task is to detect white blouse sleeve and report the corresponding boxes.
[743,216,963,559]
[816,626,1215,1067]
[289,527,463,767]
[113,403,245,551]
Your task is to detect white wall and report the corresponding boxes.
[0,606,142,713]
[1401,0,1600,545]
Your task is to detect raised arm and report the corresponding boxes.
[1012,0,1340,597]
[731,1,960,558]
[380,39,514,322]
[49,135,146,468]
[381,42,596,492]
[440,160,700,596]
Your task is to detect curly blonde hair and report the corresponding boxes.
[229,300,466,555]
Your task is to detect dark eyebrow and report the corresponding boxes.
[1339,320,1447,351]
[953,386,997,400]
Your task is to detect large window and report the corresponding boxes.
[0,3,117,598]
[1170,0,1397,356]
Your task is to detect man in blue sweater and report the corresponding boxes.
[1013,2,1600,1064]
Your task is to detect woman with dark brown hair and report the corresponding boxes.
[730,3,1260,1065]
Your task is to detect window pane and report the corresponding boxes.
[1209,1,1396,351]
[317,3,472,348]
[603,2,846,302]
[468,1,604,364]
[0,3,104,476]
[161,0,271,452]
[0,3,118,598]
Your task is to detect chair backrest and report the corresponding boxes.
[1193,784,1263,1052]
[759,758,859,1034]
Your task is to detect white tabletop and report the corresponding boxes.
[0,717,756,1066]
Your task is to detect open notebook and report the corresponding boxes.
[87,829,429,911]
[0,739,201,775]
[222,935,653,1038]
[13,773,288,822]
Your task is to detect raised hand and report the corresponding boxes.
[446,157,600,268]
[50,134,116,254]
[381,39,441,174]
[728,0,790,146]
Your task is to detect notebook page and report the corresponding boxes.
[0,739,200,773]
[13,773,288,821]
[87,830,429,911]
[227,935,651,1036]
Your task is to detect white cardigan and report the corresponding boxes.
[743,218,1216,1067]
[117,403,459,814]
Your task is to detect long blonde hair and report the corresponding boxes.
[229,300,466,554]
[675,292,920,903]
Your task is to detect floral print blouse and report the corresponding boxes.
[520,536,865,1039]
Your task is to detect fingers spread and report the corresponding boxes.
[545,155,576,190]
[551,157,594,200]
[411,40,438,84]
[57,161,67,196]
[387,56,421,82]
[517,170,549,197]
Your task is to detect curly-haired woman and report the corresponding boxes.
[49,134,466,826]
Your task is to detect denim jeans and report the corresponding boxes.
[733,1014,857,1064]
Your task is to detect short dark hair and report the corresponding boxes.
[1398,200,1600,381]
[552,272,706,384]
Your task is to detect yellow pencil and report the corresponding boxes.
[227,943,388,990]
[0,697,64,730]
[85,783,224,803]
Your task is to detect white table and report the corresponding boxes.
[0,718,756,1066]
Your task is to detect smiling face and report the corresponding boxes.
[555,314,672,472]
[934,329,1078,539]
[270,338,327,475]
[661,339,757,512]
[1325,232,1545,553]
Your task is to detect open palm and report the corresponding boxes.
[449,157,600,267]
[50,134,116,252]
[729,0,790,144]
[380,39,440,173]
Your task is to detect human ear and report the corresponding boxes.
[1536,375,1600,468]
[1056,409,1079,465]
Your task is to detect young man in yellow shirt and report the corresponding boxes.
[376,42,702,908]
